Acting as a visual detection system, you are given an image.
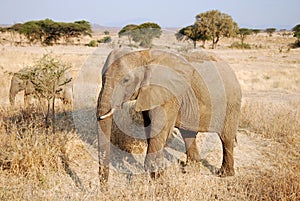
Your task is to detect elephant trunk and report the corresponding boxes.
[9,90,16,106]
[97,79,115,183]
[9,81,17,106]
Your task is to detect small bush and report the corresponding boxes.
[87,40,98,47]
[97,36,112,44]
[229,42,251,49]
[290,40,300,48]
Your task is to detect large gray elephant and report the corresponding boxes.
[96,48,242,182]
[9,67,73,106]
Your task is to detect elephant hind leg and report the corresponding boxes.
[218,105,240,177]
[218,134,235,177]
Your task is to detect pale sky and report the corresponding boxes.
[1,0,299,29]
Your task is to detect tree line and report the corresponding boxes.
[1,11,299,48]
[118,10,300,49]
[0,19,92,45]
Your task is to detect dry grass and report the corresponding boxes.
[240,95,300,145]
[0,32,300,200]
[0,94,299,200]
[0,107,73,176]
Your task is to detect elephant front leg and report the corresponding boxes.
[180,129,200,162]
[144,104,178,179]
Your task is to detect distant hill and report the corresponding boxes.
[0,24,11,27]
[91,24,120,33]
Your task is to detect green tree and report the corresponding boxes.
[292,24,300,47]
[19,21,43,45]
[118,24,138,45]
[9,19,92,46]
[175,24,210,48]
[195,10,238,49]
[60,20,92,44]
[238,28,253,45]
[252,29,261,36]
[132,22,162,47]
[266,28,276,37]
[104,30,110,35]
[39,18,63,45]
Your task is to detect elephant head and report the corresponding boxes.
[97,48,242,182]
[9,68,35,106]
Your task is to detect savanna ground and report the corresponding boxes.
[0,29,299,200]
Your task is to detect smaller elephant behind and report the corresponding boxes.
[9,67,73,106]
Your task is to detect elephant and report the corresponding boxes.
[96,48,242,182]
[9,67,73,106]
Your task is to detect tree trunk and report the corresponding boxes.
[45,100,50,134]
[212,37,219,49]
[193,40,197,49]
[52,96,56,134]
[202,40,206,48]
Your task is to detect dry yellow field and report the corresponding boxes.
[0,30,299,200]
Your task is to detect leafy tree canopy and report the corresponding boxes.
[4,19,92,45]
[292,24,300,40]
[195,10,238,49]
[119,22,161,47]
[265,28,276,37]
[238,28,253,44]
[175,24,210,48]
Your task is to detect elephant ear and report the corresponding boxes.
[135,64,190,111]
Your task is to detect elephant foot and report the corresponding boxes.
[144,153,166,180]
[217,166,235,177]
[179,160,187,174]
[99,165,109,184]
[150,170,163,180]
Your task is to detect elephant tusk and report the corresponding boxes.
[98,108,116,120]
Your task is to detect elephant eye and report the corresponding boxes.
[123,78,130,83]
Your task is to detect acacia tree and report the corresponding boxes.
[20,21,44,45]
[292,24,300,47]
[252,29,261,36]
[119,22,161,47]
[176,24,210,48]
[195,10,238,49]
[238,28,253,45]
[132,22,162,47]
[9,19,92,45]
[118,24,138,45]
[266,28,276,37]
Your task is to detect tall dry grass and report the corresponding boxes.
[240,96,300,145]
[0,106,76,180]
[0,96,299,200]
